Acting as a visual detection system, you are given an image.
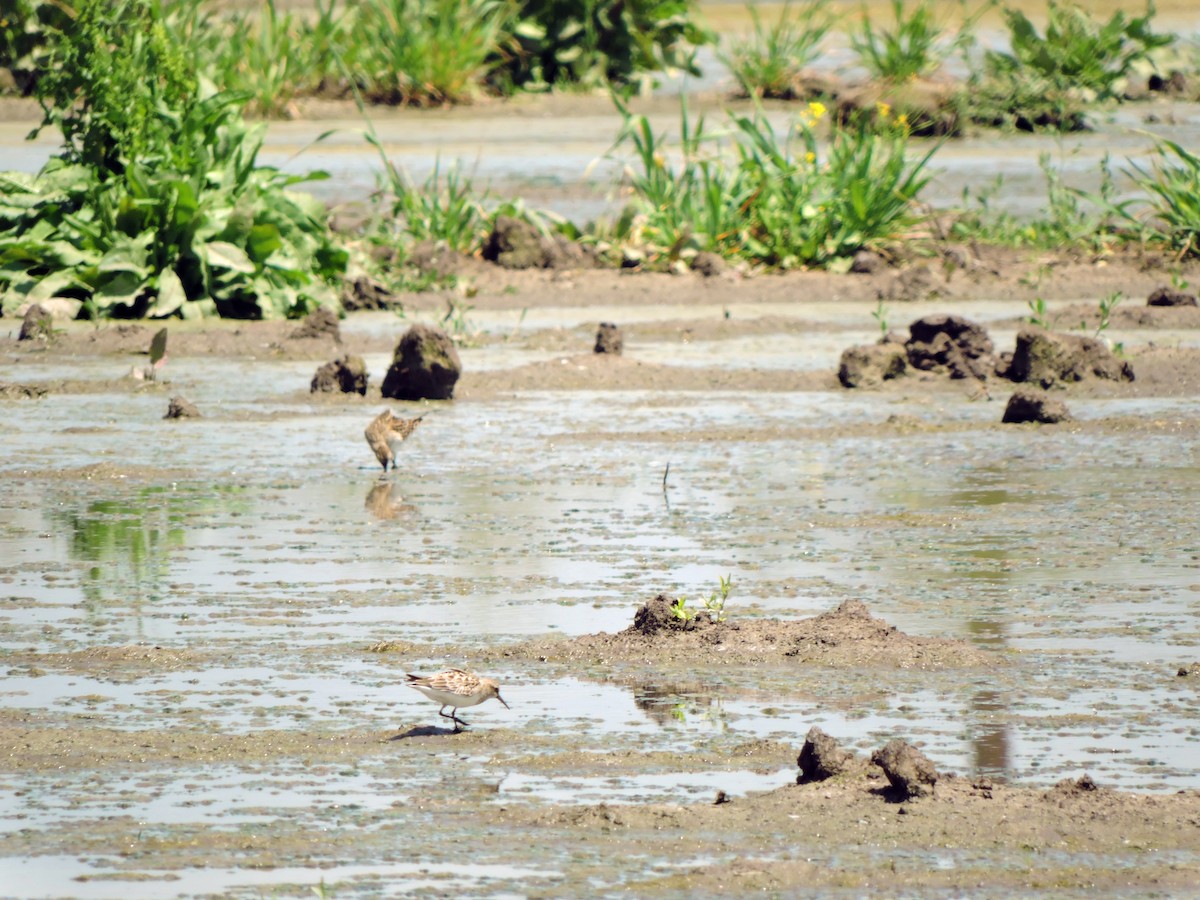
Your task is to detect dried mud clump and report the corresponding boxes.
[1045,774,1105,803]
[837,343,907,388]
[594,322,623,355]
[1001,326,1134,388]
[797,727,859,783]
[871,738,940,799]
[381,324,461,401]
[164,396,201,419]
[690,251,725,277]
[482,216,592,270]
[290,306,341,341]
[1001,387,1073,424]
[18,303,54,341]
[1147,286,1199,307]
[878,265,944,303]
[905,314,995,380]
[341,273,400,312]
[311,354,368,395]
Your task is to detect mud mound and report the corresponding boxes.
[503,598,994,668]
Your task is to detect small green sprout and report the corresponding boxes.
[1026,296,1049,328]
[672,574,733,623]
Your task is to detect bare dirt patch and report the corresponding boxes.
[498,598,996,668]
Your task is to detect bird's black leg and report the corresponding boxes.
[438,706,467,731]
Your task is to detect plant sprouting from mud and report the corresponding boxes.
[1026,297,1050,328]
[872,299,890,341]
[604,98,935,271]
[1095,290,1123,337]
[720,0,835,100]
[671,574,733,623]
[850,0,984,82]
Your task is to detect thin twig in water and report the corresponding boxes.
[662,462,671,492]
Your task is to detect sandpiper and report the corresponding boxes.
[405,668,509,732]
[365,409,424,471]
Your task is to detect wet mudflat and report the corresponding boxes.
[3,251,1200,896]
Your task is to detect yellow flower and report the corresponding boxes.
[807,101,827,122]
[896,113,909,129]
[876,101,891,120]
[805,151,816,165]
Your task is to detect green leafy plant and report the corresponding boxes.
[988,1,1171,101]
[1095,290,1123,336]
[0,0,346,319]
[671,574,733,623]
[871,299,889,340]
[347,0,508,106]
[720,0,834,100]
[497,0,713,93]
[1120,138,1200,258]
[1026,296,1050,328]
[604,98,936,270]
[951,152,1119,251]
[670,595,694,622]
[968,1,1172,132]
[0,0,73,95]
[850,0,980,82]
[211,0,347,117]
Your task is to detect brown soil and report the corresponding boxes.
[494,598,997,668]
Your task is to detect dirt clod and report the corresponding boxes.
[594,322,623,355]
[838,343,907,388]
[381,324,461,401]
[797,726,858,782]
[164,396,201,419]
[1003,326,1134,387]
[1001,387,1073,424]
[290,306,341,341]
[311,354,368,395]
[871,738,940,799]
[18,303,54,341]
[1147,285,1199,307]
[905,314,995,380]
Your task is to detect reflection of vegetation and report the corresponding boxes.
[49,484,247,606]
[631,681,727,730]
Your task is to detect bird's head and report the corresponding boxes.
[482,678,509,709]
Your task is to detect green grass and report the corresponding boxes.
[849,0,980,82]
[720,0,834,100]
[1121,138,1200,258]
[601,98,935,271]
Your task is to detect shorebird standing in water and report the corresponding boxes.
[365,409,424,471]
[405,669,509,732]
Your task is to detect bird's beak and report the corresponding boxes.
[497,694,510,709]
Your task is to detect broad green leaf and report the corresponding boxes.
[26,270,82,305]
[202,240,256,273]
[149,270,187,318]
[94,271,146,309]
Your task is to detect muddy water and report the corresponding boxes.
[2,297,1200,896]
